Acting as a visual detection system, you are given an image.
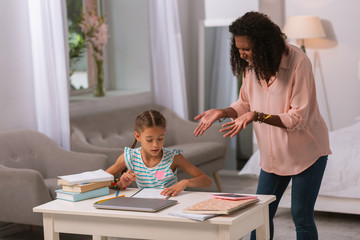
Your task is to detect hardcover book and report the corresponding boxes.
[55,186,109,202]
[210,193,258,201]
[182,197,259,215]
[61,181,112,193]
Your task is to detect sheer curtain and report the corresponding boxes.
[27,0,70,149]
[210,27,238,169]
[148,0,188,119]
[0,0,69,149]
[210,27,238,111]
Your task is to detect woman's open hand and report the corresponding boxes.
[193,109,223,136]
[220,111,256,137]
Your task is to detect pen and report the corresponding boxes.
[129,188,143,197]
[94,195,125,204]
[116,189,120,196]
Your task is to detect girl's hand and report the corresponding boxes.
[160,180,187,197]
[119,169,137,188]
[194,109,223,136]
[220,111,256,137]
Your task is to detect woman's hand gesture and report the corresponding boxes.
[220,111,256,137]
[193,109,223,136]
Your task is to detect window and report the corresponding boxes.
[66,0,103,93]
[67,0,151,97]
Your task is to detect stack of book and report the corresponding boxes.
[55,169,113,202]
[168,194,259,221]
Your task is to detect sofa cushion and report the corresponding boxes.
[169,141,226,167]
[86,131,134,148]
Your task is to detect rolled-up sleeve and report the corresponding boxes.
[278,58,314,131]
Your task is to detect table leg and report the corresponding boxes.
[42,213,59,240]
[256,205,270,240]
[218,225,231,240]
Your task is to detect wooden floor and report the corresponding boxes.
[1,170,360,240]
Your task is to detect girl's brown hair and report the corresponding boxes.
[130,110,166,148]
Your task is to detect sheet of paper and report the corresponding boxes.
[131,188,169,199]
[58,169,113,185]
[168,210,219,221]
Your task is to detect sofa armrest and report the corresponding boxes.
[0,165,52,225]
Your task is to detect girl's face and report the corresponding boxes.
[235,35,254,64]
[135,127,165,158]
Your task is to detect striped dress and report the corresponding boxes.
[124,147,182,188]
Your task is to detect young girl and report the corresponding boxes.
[106,109,212,197]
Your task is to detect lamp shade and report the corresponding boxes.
[283,16,325,39]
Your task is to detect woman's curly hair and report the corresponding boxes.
[229,11,289,84]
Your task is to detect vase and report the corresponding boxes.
[94,60,105,97]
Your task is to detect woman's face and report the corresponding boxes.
[235,35,253,64]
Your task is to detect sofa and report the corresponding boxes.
[70,104,229,191]
[0,129,108,226]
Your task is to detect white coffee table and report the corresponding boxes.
[33,188,275,240]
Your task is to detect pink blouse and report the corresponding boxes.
[231,44,331,175]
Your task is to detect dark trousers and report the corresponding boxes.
[250,155,328,240]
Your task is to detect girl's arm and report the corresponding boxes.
[106,154,127,188]
[162,154,212,196]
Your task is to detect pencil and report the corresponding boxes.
[116,189,120,196]
[264,114,272,120]
[94,195,125,204]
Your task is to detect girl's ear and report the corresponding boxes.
[134,131,141,141]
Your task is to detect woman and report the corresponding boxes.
[194,11,331,240]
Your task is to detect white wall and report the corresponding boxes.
[204,0,257,23]
[286,0,360,130]
[259,0,285,26]
[105,0,151,92]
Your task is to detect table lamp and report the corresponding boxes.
[283,16,325,53]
